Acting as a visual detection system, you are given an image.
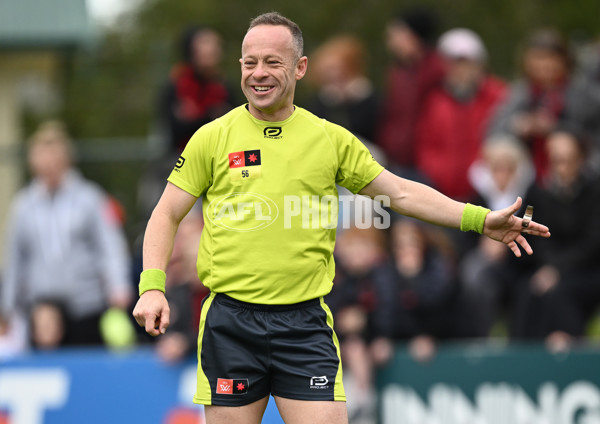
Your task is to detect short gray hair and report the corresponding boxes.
[247,12,304,60]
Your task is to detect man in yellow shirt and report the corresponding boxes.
[133,12,550,424]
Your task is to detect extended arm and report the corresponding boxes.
[132,182,198,336]
[359,170,550,257]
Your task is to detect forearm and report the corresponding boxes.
[361,170,465,229]
[142,182,198,273]
[389,178,465,228]
[143,208,181,272]
[362,170,549,257]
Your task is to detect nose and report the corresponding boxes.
[252,61,269,79]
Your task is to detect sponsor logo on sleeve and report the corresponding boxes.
[173,156,186,172]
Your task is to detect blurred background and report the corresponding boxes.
[1,0,600,423]
[1,0,599,251]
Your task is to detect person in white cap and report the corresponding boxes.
[414,28,508,202]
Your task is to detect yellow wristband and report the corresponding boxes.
[139,269,166,296]
[460,203,491,234]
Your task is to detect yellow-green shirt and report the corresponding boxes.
[168,105,384,304]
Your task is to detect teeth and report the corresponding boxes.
[255,86,272,92]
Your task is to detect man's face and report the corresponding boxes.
[385,23,421,62]
[444,57,484,90]
[523,48,567,88]
[191,30,223,75]
[547,132,583,187]
[28,141,70,190]
[240,25,307,121]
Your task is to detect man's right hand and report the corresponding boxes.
[132,290,170,336]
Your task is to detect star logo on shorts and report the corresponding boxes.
[216,378,249,395]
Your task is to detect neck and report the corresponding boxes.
[248,104,295,122]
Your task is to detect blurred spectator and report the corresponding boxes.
[155,209,208,363]
[140,26,235,221]
[160,25,235,154]
[387,218,460,357]
[459,135,535,337]
[414,28,507,201]
[376,7,445,174]
[1,121,133,347]
[575,37,600,172]
[0,310,27,360]
[307,34,380,144]
[489,28,600,179]
[326,225,392,423]
[512,127,600,344]
[306,36,387,236]
[468,134,536,211]
[29,299,67,350]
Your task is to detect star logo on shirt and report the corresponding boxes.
[243,150,261,166]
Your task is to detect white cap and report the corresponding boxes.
[438,28,487,62]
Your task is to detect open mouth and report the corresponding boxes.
[252,86,274,94]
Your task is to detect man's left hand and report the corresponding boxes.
[483,197,551,257]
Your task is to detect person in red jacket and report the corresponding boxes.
[160,26,236,154]
[376,7,445,174]
[415,28,507,201]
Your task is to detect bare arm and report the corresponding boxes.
[133,182,198,336]
[360,170,465,227]
[143,182,198,271]
[360,170,550,257]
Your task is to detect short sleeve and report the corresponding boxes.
[167,122,218,197]
[333,126,384,194]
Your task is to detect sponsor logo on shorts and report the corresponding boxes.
[216,378,249,395]
[309,375,330,390]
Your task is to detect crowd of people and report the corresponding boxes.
[310,11,600,421]
[314,8,600,350]
[1,8,600,422]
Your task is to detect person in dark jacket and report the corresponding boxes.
[512,126,600,347]
[489,28,600,180]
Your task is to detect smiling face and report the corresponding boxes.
[240,24,307,122]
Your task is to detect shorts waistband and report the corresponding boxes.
[214,293,321,312]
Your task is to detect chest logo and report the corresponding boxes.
[264,127,282,139]
[228,150,262,182]
[229,150,261,168]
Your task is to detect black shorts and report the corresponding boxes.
[192,292,346,406]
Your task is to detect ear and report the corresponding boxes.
[295,56,308,81]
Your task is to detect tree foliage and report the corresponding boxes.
[62,0,599,139]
